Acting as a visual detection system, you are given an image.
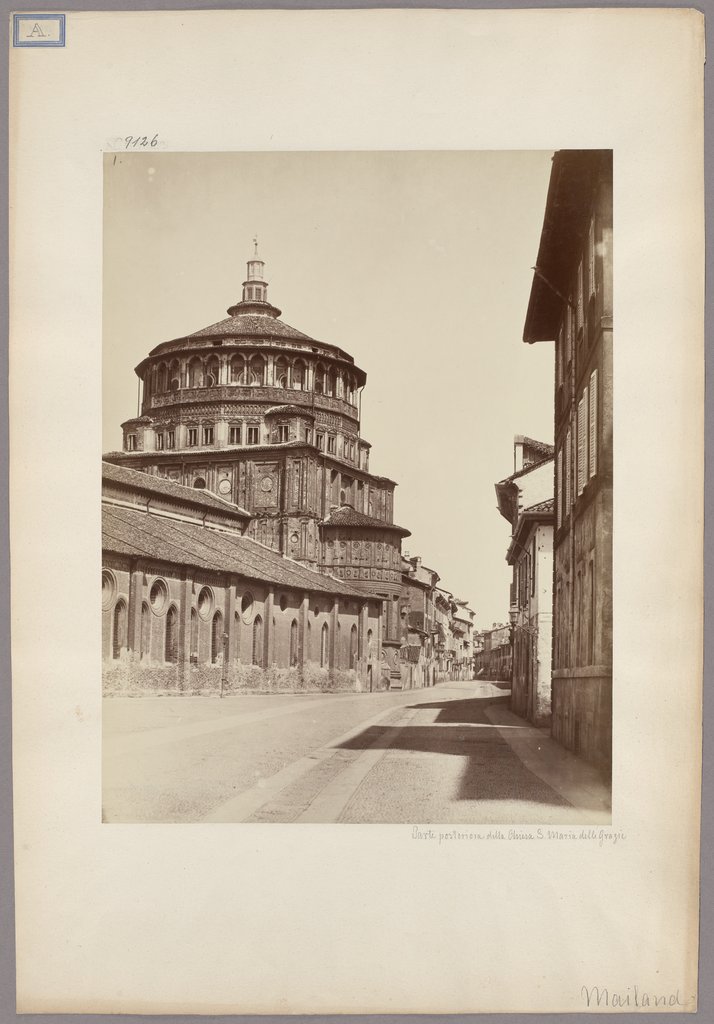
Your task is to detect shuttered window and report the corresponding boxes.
[589,369,598,477]
[577,388,588,495]
[556,448,563,529]
[576,260,584,332]
[565,427,572,512]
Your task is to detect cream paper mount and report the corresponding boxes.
[10,8,704,1015]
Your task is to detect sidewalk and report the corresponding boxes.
[485,702,611,821]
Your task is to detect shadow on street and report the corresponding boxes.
[337,694,572,807]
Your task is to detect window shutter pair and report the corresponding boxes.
[577,389,588,495]
[589,369,598,477]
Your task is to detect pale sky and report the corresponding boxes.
[103,151,555,629]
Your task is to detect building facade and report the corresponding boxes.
[102,462,385,694]
[523,150,613,772]
[103,248,477,695]
[105,249,412,683]
[495,437,554,726]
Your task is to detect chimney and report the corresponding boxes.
[513,434,525,474]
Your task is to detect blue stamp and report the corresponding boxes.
[13,13,66,47]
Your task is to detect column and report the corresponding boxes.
[330,596,340,669]
[224,578,236,661]
[264,587,274,667]
[178,570,193,690]
[358,601,368,660]
[299,591,309,667]
[127,561,143,654]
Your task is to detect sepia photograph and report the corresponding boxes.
[101,150,613,825]
[11,7,703,1014]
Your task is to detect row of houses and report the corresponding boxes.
[481,149,613,776]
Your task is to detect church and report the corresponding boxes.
[103,247,422,693]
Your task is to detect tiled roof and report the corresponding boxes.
[102,461,251,518]
[321,505,411,537]
[524,498,555,514]
[264,405,316,418]
[102,505,365,598]
[499,453,554,484]
[521,437,554,457]
[184,313,317,343]
[104,441,307,460]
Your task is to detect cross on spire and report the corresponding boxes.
[253,234,259,257]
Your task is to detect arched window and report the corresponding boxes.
[112,600,127,659]
[249,355,265,386]
[350,624,358,668]
[188,357,203,388]
[140,602,151,660]
[252,615,263,666]
[211,611,223,665]
[158,362,169,392]
[230,355,245,384]
[307,619,312,659]
[290,619,299,667]
[292,359,306,391]
[193,477,206,489]
[205,356,220,387]
[165,605,178,663]
[169,359,181,391]
[274,356,289,389]
[190,608,198,661]
[320,622,329,668]
[367,628,373,656]
[314,362,325,395]
[326,369,336,396]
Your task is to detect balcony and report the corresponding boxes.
[146,385,359,420]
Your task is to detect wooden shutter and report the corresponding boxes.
[565,428,572,511]
[577,390,588,495]
[556,449,563,529]
[589,369,598,477]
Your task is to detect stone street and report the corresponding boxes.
[102,680,611,824]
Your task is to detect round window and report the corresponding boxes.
[197,586,214,620]
[240,591,254,623]
[101,569,116,610]
[149,578,168,614]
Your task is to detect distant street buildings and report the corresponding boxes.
[495,436,554,726]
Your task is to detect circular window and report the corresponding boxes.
[279,594,288,612]
[197,586,214,620]
[241,591,254,623]
[260,476,274,493]
[218,478,231,495]
[149,578,168,614]
[101,569,116,610]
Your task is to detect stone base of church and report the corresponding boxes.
[102,654,387,697]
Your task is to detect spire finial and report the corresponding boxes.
[253,234,259,257]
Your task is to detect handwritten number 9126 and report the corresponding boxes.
[124,135,159,149]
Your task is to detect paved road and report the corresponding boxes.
[102,680,611,824]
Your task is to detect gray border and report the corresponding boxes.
[2,1,710,1021]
